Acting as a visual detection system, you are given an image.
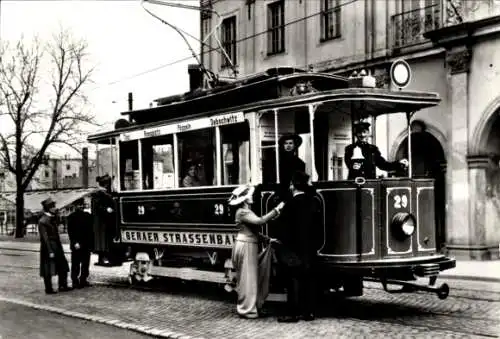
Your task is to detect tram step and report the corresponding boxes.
[149,266,287,302]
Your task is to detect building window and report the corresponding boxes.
[267,0,285,55]
[321,0,341,41]
[66,164,70,170]
[44,170,49,178]
[220,16,237,68]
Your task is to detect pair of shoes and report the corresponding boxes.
[72,281,81,289]
[58,286,73,292]
[277,315,299,323]
[45,289,57,295]
[302,313,315,321]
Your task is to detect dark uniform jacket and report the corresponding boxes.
[67,209,93,251]
[277,152,306,202]
[344,142,404,180]
[278,189,319,269]
[38,214,69,277]
[91,188,116,252]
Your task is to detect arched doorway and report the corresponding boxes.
[395,127,447,251]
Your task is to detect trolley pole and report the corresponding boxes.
[406,111,413,178]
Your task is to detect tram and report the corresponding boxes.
[88,64,455,300]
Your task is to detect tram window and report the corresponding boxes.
[260,109,311,184]
[332,156,344,180]
[178,128,215,187]
[119,140,139,190]
[220,122,250,185]
[141,135,175,189]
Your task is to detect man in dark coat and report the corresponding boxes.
[344,121,409,179]
[38,197,72,294]
[91,174,116,266]
[67,198,93,288]
[277,171,318,323]
[277,133,306,200]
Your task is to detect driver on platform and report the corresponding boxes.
[344,121,409,180]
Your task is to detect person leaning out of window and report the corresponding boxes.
[228,184,285,319]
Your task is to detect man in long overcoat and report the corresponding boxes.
[91,174,117,265]
[38,197,71,294]
[344,121,408,179]
[67,198,93,288]
[276,171,319,322]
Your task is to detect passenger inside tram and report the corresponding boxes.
[344,121,409,180]
[278,133,306,188]
[182,162,204,187]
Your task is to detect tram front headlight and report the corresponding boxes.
[391,212,416,238]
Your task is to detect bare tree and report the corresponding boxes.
[0,29,96,238]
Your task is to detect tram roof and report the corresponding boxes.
[88,87,440,143]
[123,69,349,125]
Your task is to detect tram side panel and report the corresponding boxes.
[117,187,237,272]
[381,178,437,260]
[414,179,437,254]
[314,181,378,262]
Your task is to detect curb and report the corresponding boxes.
[440,274,500,284]
[0,295,204,339]
[0,246,72,255]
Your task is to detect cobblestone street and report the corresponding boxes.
[0,247,499,339]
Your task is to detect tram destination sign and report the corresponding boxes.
[121,230,236,249]
[120,112,245,141]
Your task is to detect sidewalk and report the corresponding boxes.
[0,238,498,282]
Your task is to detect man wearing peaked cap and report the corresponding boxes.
[92,173,118,266]
[67,197,93,288]
[38,197,72,294]
[344,120,408,180]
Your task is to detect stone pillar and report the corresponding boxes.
[444,47,472,258]
[451,155,500,260]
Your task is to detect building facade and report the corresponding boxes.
[200,0,500,260]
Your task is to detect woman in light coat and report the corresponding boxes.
[229,184,284,319]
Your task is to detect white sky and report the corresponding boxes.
[0,0,200,156]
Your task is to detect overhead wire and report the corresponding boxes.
[95,0,359,89]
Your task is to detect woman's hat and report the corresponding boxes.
[278,133,302,148]
[228,184,255,206]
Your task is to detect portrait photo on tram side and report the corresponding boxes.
[344,120,409,180]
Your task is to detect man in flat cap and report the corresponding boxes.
[278,133,306,200]
[38,197,71,294]
[344,121,408,180]
[67,197,93,288]
[92,174,117,266]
